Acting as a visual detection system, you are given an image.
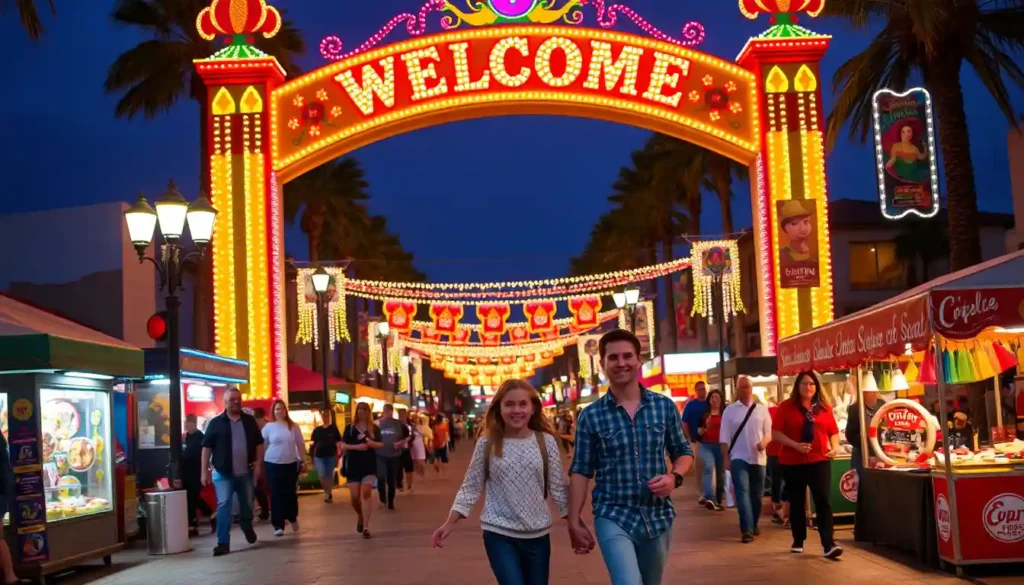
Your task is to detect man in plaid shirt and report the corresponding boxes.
[568,329,694,585]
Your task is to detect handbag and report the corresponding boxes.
[728,404,758,453]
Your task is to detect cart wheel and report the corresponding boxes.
[103,555,112,566]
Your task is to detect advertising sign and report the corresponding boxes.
[930,288,1024,339]
[776,199,820,288]
[8,396,49,563]
[872,88,940,219]
[934,475,1024,562]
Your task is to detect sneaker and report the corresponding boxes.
[273,529,284,537]
[713,503,725,511]
[752,526,761,537]
[704,500,717,511]
[697,496,707,506]
[291,519,299,532]
[791,541,804,553]
[741,533,754,543]
[213,545,230,557]
[243,528,258,544]
[825,544,843,560]
[387,503,395,511]
[772,513,784,524]
[327,494,333,502]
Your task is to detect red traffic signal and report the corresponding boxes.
[147,312,168,341]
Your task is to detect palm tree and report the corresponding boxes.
[284,157,372,264]
[105,0,305,350]
[824,0,1024,271]
[4,0,54,40]
[895,216,950,287]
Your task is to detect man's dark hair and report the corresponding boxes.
[599,329,641,360]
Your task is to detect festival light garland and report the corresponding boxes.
[319,0,705,62]
[689,240,745,324]
[405,309,619,339]
[295,267,351,349]
[405,337,576,359]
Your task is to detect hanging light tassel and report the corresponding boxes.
[993,341,1018,372]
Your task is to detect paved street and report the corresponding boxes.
[52,444,1018,585]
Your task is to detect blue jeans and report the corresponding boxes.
[594,517,671,585]
[766,455,787,503]
[212,469,254,546]
[730,459,766,534]
[482,530,550,585]
[699,443,725,504]
[314,456,337,481]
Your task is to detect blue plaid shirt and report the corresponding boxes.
[570,387,693,539]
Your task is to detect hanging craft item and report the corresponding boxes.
[449,326,472,345]
[904,359,919,383]
[569,296,601,330]
[420,324,442,343]
[477,303,511,335]
[918,344,937,385]
[524,300,557,333]
[992,341,1018,372]
[295,267,350,349]
[481,332,502,347]
[429,302,464,335]
[367,321,388,375]
[509,325,530,344]
[540,328,560,341]
[689,240,745,324]
[383,299,416,334]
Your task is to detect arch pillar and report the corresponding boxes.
[195,55,287,400]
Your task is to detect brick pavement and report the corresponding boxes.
[51,443,1018,585]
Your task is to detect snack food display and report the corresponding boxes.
[42,399,80,439]
[67,438,96,472]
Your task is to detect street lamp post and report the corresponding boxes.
[714,273,727,400]
[613,286,641,332]
[377,321,391,390]
[311,266,332,410]
[123,181,217,488]
[402,354,413,409]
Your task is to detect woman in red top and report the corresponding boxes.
[699,390,726,511]
[766,405,789,525]
[771,371,843,560]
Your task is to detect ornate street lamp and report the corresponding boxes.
[376,321,391,390]
[124,180,217,487]
[613,286,641,332]
[311,266,332,410]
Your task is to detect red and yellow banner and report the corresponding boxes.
[420,324,441,343]
[481,332,502,347]
[509,325,530,344]
[383,299,416,333]
[449,327,472,345]
[569,296,601,329]
[524,300,557,333]
[429,302,464,335]
[477,303,511,335]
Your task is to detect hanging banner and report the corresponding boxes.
[449,326,471,345]
[569,296,601,330]
[477,303,511,335]
[420,324,441,343]
[776,199,821,289]
[509,325,530,344]
[481,332,502,346]
[500,355,516,365]
[382,299,416,333]
[429,303,464,335]
[540,328,560,341]
[524,300,557,333]
[872,88,940,219]
[674,272,696,340]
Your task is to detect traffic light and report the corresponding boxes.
[147,311,168,342]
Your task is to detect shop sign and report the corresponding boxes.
[936,493,951,542]
[8,396,49,563]
[871,88,940,219]
[839,469,858,503]
[931,288,1024,340]
[983,493,1024,544]
[778,294,929,374]
[180,353,249,383]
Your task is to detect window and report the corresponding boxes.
[849,242,905,290]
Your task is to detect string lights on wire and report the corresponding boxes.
[690,240,746,325]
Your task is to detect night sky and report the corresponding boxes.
[1,1,1020,284]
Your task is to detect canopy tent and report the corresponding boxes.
[286,362,345,392]
[778,250,1024,375]
[0,293,142,377]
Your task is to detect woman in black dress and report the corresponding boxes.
[342,402,382,538]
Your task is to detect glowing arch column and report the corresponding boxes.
[737,19,835,353]
[196,56,287,401]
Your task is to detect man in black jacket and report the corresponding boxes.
[200,387,265,556]
[182,414,214,534]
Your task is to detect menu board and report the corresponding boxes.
[6,392,49,562]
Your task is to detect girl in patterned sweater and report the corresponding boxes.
[432,379,569,585]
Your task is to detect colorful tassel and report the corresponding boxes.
[957,349,974,383]
[918,346,937,385]
[985,342,1002,376]
[905,360,920,383]
[942,349,954,384]
[974,346,995,380]
[993,341,1018,372]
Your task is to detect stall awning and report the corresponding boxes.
[0,293,143,377]
[778,250,1024,375]
[287,362,345,392]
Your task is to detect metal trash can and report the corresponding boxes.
[145,490,189,555]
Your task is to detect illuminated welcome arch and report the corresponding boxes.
[194,0,836,399]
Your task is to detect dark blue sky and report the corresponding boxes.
[1,1,1019,284]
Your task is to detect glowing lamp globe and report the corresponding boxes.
[377,321,390,339]
[186,192,217,246]
[124,194,157,252]
[624,287,641,306]
[612,292,627,309]
[154,180,189,241]
[739,0,825,20]
[311,266,331,294]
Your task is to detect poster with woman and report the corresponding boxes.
[872,88,940,219]
[776,199,820,288]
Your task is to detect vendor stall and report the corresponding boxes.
[704,356,779,404]
[0,294,143,581]
[352,383,395,415]
[641,352,723,412]
[778,250,1024,575]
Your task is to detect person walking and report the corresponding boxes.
[397,408,415,492]
[720,376,773,543]
[310,408,342,502]
[766,402,788,526]
[262,400,305,536]
[376,404,408,510]
[432,379,568,585]
[200,387,264,556]
[342,402,383,538]
[681,380,708,505]
[772,371,843,560]
[182,414,215,535]
[431,414,450,478]
[411,414,430,485]
[698,390,726,511]
[568,329,694,585]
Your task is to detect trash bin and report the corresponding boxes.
[145,490,189,555]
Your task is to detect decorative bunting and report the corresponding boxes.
[383,299,416,333]
[524,300,557,333]
[477,303,512,335]
[420,324,441,343]
[429,302,464,335]
[481,332,502,347]
[449,326,472,345]
[569,296,601,329]
[509,325,530,344]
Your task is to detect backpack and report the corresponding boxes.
[483,431,549,498]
